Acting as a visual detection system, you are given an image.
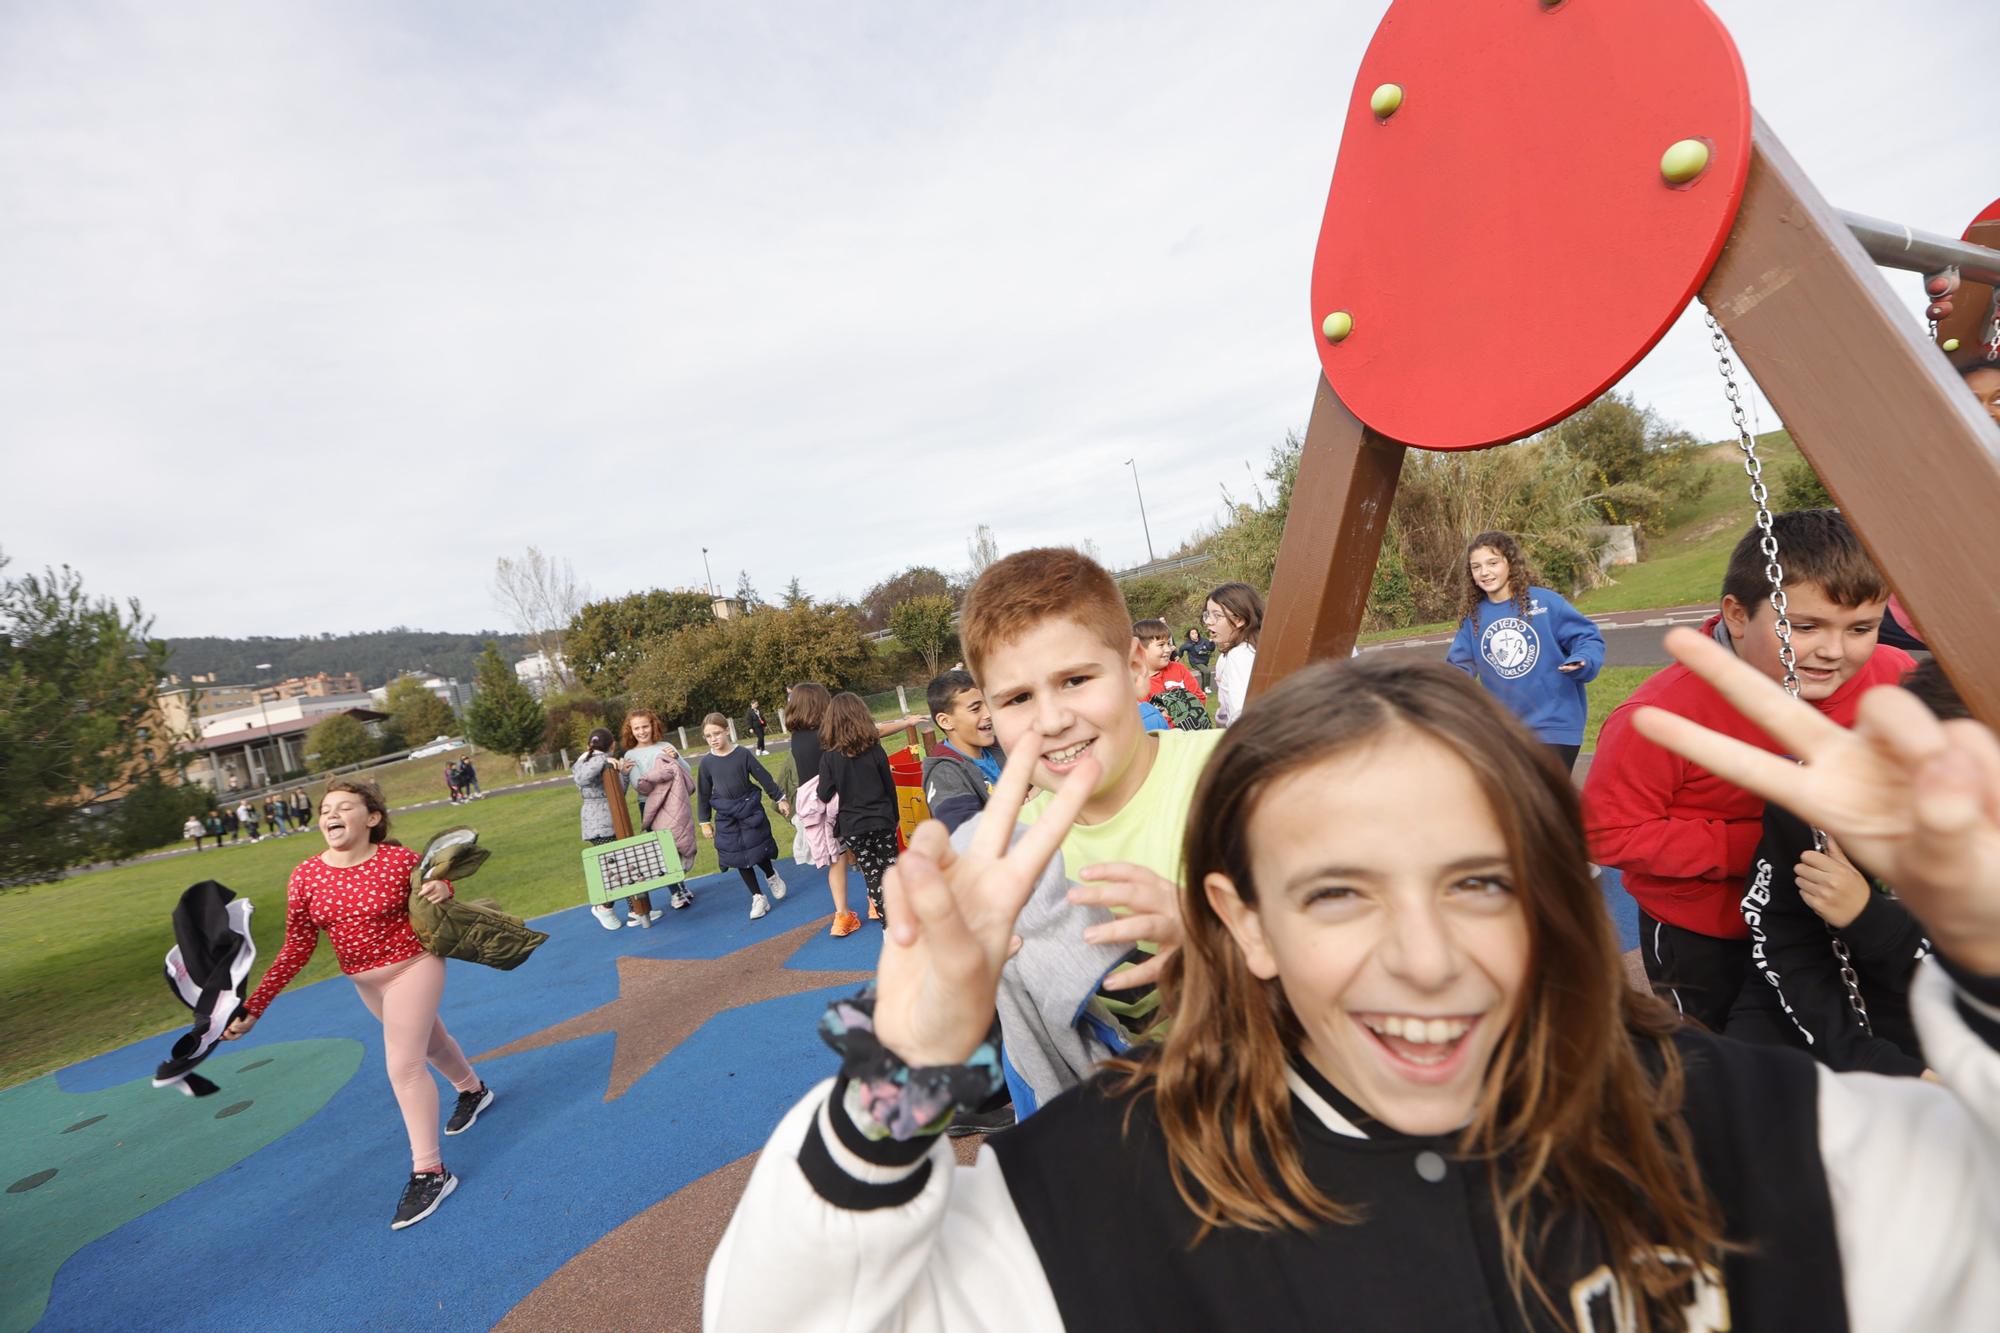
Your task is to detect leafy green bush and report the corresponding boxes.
[542,691,625,756]
[306,714,379,771]
[1778,457,1833,511]
[624,604,871,727]
[887,595,958,678]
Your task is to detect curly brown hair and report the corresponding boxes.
[1459,530,1534,626]
[620,709,669,751]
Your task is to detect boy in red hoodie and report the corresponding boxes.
[1583,509,1914,1030]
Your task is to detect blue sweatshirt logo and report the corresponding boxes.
[1479,616,1540,679]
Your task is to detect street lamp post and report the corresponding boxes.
[1125,459,1157,564]
[252,662,275,789]
[701,547,716,598]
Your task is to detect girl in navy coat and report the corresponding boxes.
[1447,530,1606,772]
[697,711,790,919]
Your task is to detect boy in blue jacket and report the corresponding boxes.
[920,670,1002,833]
[1446,530,1606,772]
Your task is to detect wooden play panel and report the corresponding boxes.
[1310,0,1750,449]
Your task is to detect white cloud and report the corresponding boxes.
[2,0,1993,635]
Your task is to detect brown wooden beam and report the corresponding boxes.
[1703,114,2000,725]
[1250,373,1407,697]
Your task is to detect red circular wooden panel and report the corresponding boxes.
[1310,0,1750,450]
[1938,195,2000,366]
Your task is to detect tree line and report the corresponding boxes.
[10,389,1802,879]
[162,628,537,691]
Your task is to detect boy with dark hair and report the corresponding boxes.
[1133,618,1208,731]
[1584,509,1915,1030]
[956,547,1222,1114]
[920,670,1002,833]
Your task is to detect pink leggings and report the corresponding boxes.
[350,952,479,1171]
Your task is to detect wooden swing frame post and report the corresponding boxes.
[1255,116,2000,726]
[603,763,635,840]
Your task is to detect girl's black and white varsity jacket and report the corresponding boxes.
[706,959,2000,1331]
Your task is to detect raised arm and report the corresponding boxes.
[705,737,1099,1331]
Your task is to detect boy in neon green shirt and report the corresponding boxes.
[956,548,1223,1114]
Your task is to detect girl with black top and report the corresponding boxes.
[1726,660,1969,1075]
[697,711,790,920]
[788,682,860,937]
[815,691,901,926]
[708,631,2000,1331]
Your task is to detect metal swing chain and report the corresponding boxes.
[1702,308,1873,1035]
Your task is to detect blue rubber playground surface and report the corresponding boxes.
[2,861,1641,1332]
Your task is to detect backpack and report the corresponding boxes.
[1149,689,1213,731]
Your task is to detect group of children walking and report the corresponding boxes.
[184,790,316,849]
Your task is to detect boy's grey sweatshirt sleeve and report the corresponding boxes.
[950,815,1129,1117]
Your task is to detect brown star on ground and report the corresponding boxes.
[472,918,873,1102]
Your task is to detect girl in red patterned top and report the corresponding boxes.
[225,778,493,1231]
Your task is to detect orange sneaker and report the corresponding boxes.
[830,910,862,938]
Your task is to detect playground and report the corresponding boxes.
[6,855,1650,1331]
[6,0,2000,1327]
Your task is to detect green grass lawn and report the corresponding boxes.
[1574,432,1802,616]
[1583,665,1659,752]
[0,751,802,1090]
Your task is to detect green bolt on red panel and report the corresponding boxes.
[1310,0,1751,450]
[1936,195,2000,368]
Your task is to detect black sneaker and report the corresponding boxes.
[390,1167,456,1230]
[445,1084,493,1135]
[670,887,691,910]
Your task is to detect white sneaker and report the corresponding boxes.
[590,904,621,931]
[624,913,651,929]
[767,874,787,901]
[749,893,771,920]
[648,908,663,921]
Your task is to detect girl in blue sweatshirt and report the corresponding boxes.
[1446,529,1606,771]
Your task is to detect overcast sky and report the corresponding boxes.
[4,0,1995,638]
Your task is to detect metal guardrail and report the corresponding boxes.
[1112,552,1216,581]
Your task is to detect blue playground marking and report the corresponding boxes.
[1598,864,1639,951]
[12,857,1643,1332]
[27,861,864,1333]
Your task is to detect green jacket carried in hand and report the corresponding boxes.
[406,827,547,971]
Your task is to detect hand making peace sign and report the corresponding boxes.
[872,735,1102,1068]
[1636,628,2000,975]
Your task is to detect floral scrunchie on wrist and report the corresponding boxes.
[819,985,1003,1142]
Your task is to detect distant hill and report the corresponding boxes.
[162,629,539,691]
